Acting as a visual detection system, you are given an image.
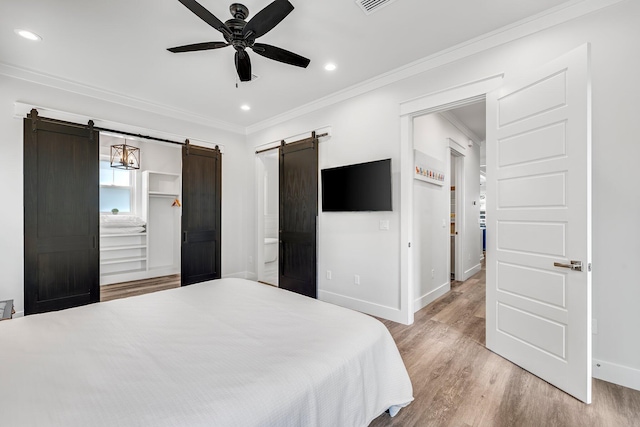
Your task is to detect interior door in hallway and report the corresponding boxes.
[279,135,318,298]
[486,44,592,402]
[23,110,100,314]
[181,143,222,285]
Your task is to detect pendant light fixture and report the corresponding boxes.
[110,139,140,170]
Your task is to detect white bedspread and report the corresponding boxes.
[0,278,413,426]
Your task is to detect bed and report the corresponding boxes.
[0,278,413,426]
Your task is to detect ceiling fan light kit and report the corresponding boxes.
[168,0,310,82]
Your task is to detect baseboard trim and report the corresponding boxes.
[593,358,640,392]
[318,290,406,324]
[464,263,482,281]
[414,281,451,312]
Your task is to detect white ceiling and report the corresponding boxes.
[1,0,575,131]
[448,102,487,142]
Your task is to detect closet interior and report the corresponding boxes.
[99,134,182,286]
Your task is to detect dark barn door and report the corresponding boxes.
[279,136,318,298]
[24,110,100,315]
[181,143,222,285]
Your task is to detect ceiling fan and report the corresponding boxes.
[168,0,310,82]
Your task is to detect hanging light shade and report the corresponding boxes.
[110,139,140,170]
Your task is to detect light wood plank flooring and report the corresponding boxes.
[100,275,180,302]
[369,264,640,427]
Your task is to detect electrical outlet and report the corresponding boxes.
[326,270,332,280]
[379,220,390,230]
[354,275,360,285]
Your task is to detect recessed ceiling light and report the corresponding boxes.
[15,29,42,41]
[324,63,337,71]
[241,105,251,111]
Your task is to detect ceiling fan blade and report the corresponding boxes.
[235,50,252,82]
[167,41,229,53]
[242,0,294,39]
[178,0,231,37]
[251,43,310,68]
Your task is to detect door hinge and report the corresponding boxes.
[588,263,592,272]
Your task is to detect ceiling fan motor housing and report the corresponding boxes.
[229,3,249,20]
[226,4,253,50]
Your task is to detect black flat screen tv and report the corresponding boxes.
[321,159,392,212]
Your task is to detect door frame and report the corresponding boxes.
[399,74,503,325]
[254,148,280,285]
[449,145,465,283]
[255,153,268,282]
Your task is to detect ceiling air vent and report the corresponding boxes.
[355,0,398,15]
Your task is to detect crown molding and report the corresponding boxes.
[440,111,482,146]
[0,62,245,135]
[246,0,624,135]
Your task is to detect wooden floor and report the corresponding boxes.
[369,264,640,427]
[100,275,181,302]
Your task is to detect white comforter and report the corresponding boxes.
[0,278,413,426]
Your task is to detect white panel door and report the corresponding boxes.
[486,44,592,403]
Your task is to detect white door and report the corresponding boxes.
[486,44,592,403]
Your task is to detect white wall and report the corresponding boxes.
[412,113,482,311]
[244,1,640,389]
[0,75,247,315]
[246,91,402,319]
[412,114,450,308]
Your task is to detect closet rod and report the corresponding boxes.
[93,126,186,146]
[255,132,328,154]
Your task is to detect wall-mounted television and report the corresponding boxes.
[321,159,392,212]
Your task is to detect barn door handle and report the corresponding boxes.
[183,231,187,243]
[553,260,582,271]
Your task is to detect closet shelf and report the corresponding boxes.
[101,267,147,277]
[100,257,147,266]
[100,244,147,252]
[100,233,147,238]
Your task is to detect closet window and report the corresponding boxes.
[99,159,133,213]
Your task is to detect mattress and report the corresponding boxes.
[0,278,413,426]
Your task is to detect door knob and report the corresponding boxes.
[553,260,583,271]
